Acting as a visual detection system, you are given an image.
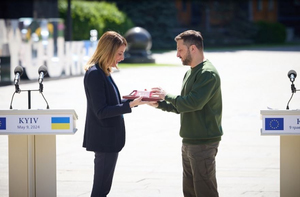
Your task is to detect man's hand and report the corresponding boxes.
[151,87,167,100]
[147,102,159,108]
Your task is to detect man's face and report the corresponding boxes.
[176,40,192,66]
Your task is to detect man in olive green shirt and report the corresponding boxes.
[150,30,223,197]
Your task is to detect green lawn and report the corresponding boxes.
[118,63,178,68]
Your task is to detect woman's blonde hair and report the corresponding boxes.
[84,31,127,76]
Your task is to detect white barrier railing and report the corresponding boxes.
[0,18,97,83]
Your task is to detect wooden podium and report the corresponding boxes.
[0,109,78,197]
[261,110,300,197]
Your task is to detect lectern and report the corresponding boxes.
[0,109,78,197]
[261,110,300,197]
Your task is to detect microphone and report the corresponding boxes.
[288,70,297,83]
[9,65,50,109]
[286,70,298,110]
[37,65,50,108]
[10,66,24,108]
[14,66,23,86]
[38,65,48,84]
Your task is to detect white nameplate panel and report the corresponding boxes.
[0,109,77,135]
[261,110,300,135]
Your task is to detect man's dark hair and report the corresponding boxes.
[175,30,203,50]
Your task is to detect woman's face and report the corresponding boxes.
[111,44,126,68]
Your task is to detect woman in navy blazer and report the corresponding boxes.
[83,31,148,197]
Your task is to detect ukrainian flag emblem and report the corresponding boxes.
[51,117,70,130]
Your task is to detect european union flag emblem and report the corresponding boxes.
[265,118,284,130]
[0,117,6,130]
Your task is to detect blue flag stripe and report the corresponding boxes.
[51,117,70,124]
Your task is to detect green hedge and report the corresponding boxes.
[58,0,134,40]
[110,0,179,50]
[254,21,286,44]
[58,1,288,47]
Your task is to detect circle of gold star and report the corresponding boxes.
[269,119,280,129]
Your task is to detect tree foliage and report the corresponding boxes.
[58,0,287,47]
[254,21,287,44]
[58,0,134,40]
[109,0,179,50]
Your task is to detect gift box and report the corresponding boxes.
[122,90,161,101]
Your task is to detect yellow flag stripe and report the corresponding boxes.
[51,123,70,130]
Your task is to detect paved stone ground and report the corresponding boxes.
[0,46,300,196]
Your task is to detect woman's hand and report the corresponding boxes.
[129,97,157,108]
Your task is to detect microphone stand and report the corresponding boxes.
[291,83,298,93]
[14,84,21,94]
[39,83,50,109]
[286,82,300,110]
[9,86,50,109]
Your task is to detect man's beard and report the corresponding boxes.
[182,51,192,66]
